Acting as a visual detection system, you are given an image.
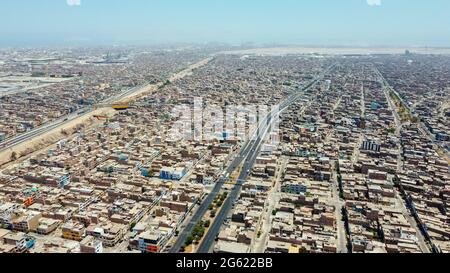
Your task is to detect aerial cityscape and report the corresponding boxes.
[0,0,449,257]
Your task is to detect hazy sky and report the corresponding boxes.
[1,0,450,47]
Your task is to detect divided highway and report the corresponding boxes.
[171,65,334,253]
[0,85,145,154]
[0,58,212,155]
[198,66,334,253]
[375,67,449,160]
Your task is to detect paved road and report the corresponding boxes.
[251,158,286,253]
[194,66,335,253]
[375,67,449,159]
[0,58,212,154]
[197,130,269,253]
[0,85,145,153]
[377,66,431,253]
[170,72,328,253]
[0,110,87,153]
[329,159,349,253]
[169,137,259,253]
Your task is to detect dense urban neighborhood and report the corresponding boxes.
[0,47,449,254]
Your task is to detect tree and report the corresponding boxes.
[210,210,216,218]
[298,247,309,254]
[335,161,340,173]
[10,151,17,161]
[130,223,136,231]
[185,235,194,246]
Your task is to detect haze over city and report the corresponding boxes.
[1,0,450,47]
[0,0,449,263]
